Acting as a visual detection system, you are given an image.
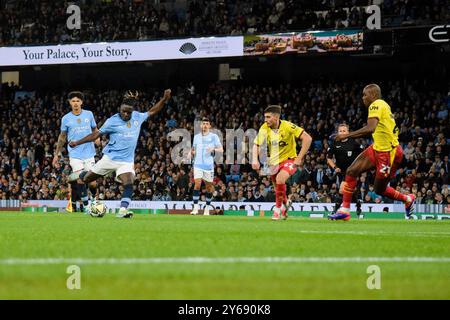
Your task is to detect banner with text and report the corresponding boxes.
[0,36,243,66]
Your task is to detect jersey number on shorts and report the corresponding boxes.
[379,164,391,176]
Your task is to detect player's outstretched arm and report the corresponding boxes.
[327,158,340,172]
[69,131,101,148]
[294,131,312,167]
[251,144,260,171]
[92,128,101,146]
[52,131,67,167]
[148,89,171,117]
[336,118,378,141]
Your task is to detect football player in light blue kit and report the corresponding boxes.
[68,89,171,218]
[53,91,100,213]
[190,117,223,215]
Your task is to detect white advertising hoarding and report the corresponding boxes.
[0,36,244,66]
[22,200,403,212]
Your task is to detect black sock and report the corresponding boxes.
[79,184,89,207]
[206,192,212,206]
[88,184,97,199]
[70,182,78,210]
[335,195,342,212]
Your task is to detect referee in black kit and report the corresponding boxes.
[327,123,364,213]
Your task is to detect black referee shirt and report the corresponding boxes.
[327,138,364,172]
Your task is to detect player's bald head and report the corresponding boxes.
[362,84,381,107]
[364,84,381,98]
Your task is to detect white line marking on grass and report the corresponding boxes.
[295,230,450,238]
[0,257,449,265]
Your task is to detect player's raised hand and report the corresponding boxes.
[163,89,171,101]
[294,157,303,168]
[252,161,260,171]
[52,155,59,168]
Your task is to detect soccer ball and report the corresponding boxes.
[89,201,107,218]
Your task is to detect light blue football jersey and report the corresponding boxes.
[99,111,149,162]
[61,109,96,160]
[193,132,222,170]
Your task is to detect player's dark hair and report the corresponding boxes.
[338,123,349,129]
[201,117,210,123]
[67,91,84,101]
[264,105,282,114]
[122,90,139,107]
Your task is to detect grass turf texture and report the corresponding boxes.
[0,212,449,299]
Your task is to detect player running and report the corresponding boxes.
[327,123,364,213]
[252,105,312,220]
[328,84,415,221]
[53,91,100,213]
[67,89,171,218]
[190,117,223,216]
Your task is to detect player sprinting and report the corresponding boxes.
[52,91,100,213]
[67,89,171,218]
[252,105,312,220]
[190,117,223,216]
[328,84,415,221]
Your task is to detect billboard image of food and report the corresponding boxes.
[244,29,363,55]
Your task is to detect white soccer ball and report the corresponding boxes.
[89,201,107,218]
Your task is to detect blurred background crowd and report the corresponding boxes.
[1,79,448,205]
[1,0,449,46]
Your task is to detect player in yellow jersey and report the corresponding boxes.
[252,105,312,220]
[329,84,415,221]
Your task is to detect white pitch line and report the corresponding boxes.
[295,230,450,238]
[0,257,449,265]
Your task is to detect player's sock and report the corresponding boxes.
[334,195,343,212]
[341,175,357,209]
[275,184,286,208]
[70,182,78,211]
[383,186,408,202]
[193,189,200,204]
[79,184,89,207]
[205,192,212,206]
[79,170,88,182]
[88,184,97,200]
[120,184,133,210]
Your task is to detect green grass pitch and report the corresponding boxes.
[0,212,449,299]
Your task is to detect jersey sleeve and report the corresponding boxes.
[192,135,198,149]
[355,141,364,154]
[326,145,335,159]
[99,118,112,135]
[254,127,267,146]
[214,134,222,148]
[90,112,97,128]
[60,116,68,133]
[137,111,149,124]
[289,122,304,138]
[368,103,383,120]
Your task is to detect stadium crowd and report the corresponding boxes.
[0,79,449,205]
[1,0,449,46]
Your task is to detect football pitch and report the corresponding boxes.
[0,212,449,299]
